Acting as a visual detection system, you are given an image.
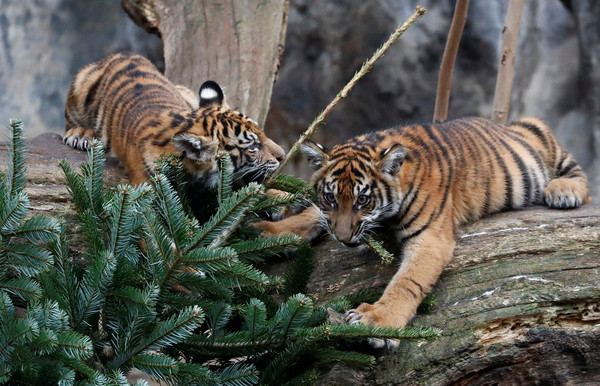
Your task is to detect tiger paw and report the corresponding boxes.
[345,302,408,350]
[544,178,587,209]
[64,127,96,151]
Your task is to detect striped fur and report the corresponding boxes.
[64,53,284,185]
[255,117,590,328]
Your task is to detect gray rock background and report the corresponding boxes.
[1,0,599,199]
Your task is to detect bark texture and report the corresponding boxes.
[491,0,525,123]
[3,133,600,384]
[121,0,289,127]
[433,0,469,123]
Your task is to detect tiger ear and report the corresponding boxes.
[377,144,407,176]
[301,140,329,170]
[173,132,218,162]
[198,80,225,108]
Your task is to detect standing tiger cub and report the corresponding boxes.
[64,53,285,185]
[255,117,590,329]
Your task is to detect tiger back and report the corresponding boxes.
[254,117,590,330]
[64,53,284,185]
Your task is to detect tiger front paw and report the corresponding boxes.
[64,127,96,151]
[544,178,588,209]
[345,302,410,349]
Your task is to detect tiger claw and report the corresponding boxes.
[345,308,400,350]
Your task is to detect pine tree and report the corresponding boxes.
[0,121,441,385]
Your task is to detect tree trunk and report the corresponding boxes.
[121,0,289,127]
[491,0,525,124]
[432,0,469,123]
[5,134,600,384]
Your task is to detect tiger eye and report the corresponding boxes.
[324,192,336,204]
[357,194,370,205]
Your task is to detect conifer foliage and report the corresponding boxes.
[0,120,441,385]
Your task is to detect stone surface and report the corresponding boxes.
[0,0,162,135]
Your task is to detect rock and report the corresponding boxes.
[0,0,162,136]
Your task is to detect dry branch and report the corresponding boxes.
[266,6,427,182]
[432,0,469,123]
[492,0,525,123]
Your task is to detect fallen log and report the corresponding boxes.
[4,133,600,384]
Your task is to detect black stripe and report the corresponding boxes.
[84,78,101,107]
[559,160,578,177]
[464,122,513,211]
[511,121,549,148]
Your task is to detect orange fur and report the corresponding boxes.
[64,53,284,186]
[256,117,590,328]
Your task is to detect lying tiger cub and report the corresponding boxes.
[255,117,590,329]
[64,53,284,185]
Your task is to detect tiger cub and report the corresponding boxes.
[64,53,284,185]
[254,117,590,329]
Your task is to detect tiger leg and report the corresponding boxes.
[544,148,590,209]
[347,217,455,329]
[63,127,96,151]
[252,205,324,242]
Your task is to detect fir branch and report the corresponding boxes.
[109,305,204,369]
[59,159,91,213]
[215,363,259,386]
[283,244,315,296]
[251,191,304,213]
[152,174,190,252]
[0,277,42,302]
[6,119,27,201]
[230,234,303,262]
[131,353,178,379]
[218,151,234,205]
[264,174,316,202]
[44,231,80,326]
[294,324,442,342]
[271,294,313,340]
[80,139,106,216]
[259,341,311,385]
[244,299,267,341]
[2,242,54,276]
[362,235,394,265]
[75,250,117,328]
[106,184,152,263]
[266,6,427,181]
[56,331,93,359]
[0,192,28,233]
[8,215,60,244]
[185,183,263,251]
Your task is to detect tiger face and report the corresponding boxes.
[172,81,285,186]
[301,139,409,246]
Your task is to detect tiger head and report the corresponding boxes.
[172,81,285,186]
[302,139,409,246]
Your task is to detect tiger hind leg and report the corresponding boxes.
[63,127,96,151]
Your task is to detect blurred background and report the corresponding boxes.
[0,0,599,199]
